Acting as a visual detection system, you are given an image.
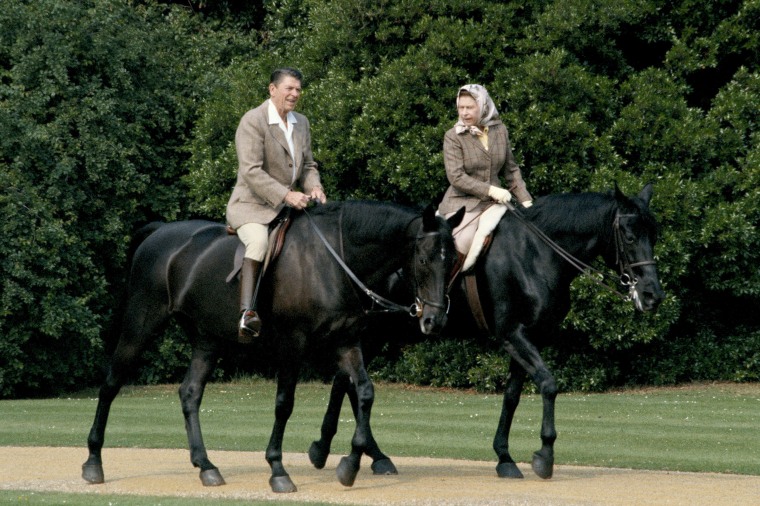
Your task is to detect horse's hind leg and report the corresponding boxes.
[82,371,122,484]
[178,340,224,486]
[501,329,557,479]
[309,372,397,475]
[493,362,527,479]
[82,300,168,484]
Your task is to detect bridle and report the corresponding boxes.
[304,207,450,319]
[613,212,657,307]
[411,230,451,318]
[507,204,657,304]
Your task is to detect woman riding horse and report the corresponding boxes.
[308,184,665,481]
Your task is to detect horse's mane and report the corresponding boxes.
[526,191,617,236]
[309,201,418,240]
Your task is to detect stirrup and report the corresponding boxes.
[238,309,261,343]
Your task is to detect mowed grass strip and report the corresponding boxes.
[1,379,758,475]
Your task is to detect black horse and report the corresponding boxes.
[308,185,665,480]
[82,201,463,493]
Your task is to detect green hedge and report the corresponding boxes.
[2,0,759,397]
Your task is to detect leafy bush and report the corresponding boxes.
[2,0,760,397]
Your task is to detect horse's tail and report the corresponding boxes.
[103,222,165,357]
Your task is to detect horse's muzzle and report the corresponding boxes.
[634,280,665,312]
[420,314,448,335]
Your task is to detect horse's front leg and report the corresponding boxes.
[309,372,397,475]
[493,361,527,479]
[335,346,376,487]
[178,343,224,486]
[266,365,299,493]
[308,372,347,469]
[502,327,557,480]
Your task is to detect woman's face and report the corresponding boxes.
[457,95,479,126]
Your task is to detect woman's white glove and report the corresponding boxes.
[522,200,533,208]
[488,186,512,205]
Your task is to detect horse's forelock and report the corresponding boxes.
[615,189,658,240]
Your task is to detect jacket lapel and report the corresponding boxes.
[464,132,489,156]
[291,122,303,169]
[269,124,293,161]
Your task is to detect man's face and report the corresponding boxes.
[269,76,302,117]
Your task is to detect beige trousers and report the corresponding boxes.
[236,222,269,261]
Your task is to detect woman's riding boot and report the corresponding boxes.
[238,258,262,342]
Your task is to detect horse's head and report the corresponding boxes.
[609,183,665,312]
[409,205,464,334]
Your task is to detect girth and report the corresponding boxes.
[459,235,494,334]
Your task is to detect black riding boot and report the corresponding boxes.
[238,258,262,342]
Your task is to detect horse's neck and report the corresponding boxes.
[341,210,415,283]
[539,199,616,263]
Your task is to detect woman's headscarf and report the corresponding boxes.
[454,84,500,136]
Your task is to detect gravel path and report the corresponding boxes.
[2,446,759,505]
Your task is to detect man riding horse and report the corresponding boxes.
[226,67,326,341]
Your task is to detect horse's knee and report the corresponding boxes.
[537,375,557,400]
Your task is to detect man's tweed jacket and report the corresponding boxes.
[226,100,322,228]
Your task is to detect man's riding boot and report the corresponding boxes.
[238,258,262,342]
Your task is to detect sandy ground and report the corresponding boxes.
[1,447,759,505]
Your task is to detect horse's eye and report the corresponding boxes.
[419,258,428,266]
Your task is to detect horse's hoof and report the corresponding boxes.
[336,456,359,487]
[308,441,329,469]
[496,461,524,479]
[82,463,105,484]
[200,468,226,486]
[371,458,398,475]
[531,451,554,479]
[269,474,297,493]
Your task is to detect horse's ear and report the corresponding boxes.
[447,206,465,229]
[613,182,625,200]
[638,183,654,206]
[422,204,438,231]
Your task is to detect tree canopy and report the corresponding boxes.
[1,0,759,397]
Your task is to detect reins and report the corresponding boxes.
[503,202,655,303]
[303,207,433,318]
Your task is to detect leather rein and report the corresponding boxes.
[505,203,657,303]
[303,207,448,319]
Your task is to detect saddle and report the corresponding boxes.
[225,209,294,283]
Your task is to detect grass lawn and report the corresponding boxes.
[1,379,758,476]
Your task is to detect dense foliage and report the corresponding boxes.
[1,0,758,397]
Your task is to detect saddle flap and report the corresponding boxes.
[225,211,294,283]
